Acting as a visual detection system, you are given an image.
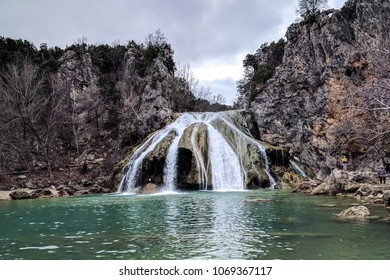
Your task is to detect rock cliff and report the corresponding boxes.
[249,0,390,179]
[0,35,196,194]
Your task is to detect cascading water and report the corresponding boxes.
[118,111,278,193]
[289,160,308,178]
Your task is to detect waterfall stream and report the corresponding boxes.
[118,111,277,193]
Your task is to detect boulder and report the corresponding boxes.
[29,189,53,199]
[337,205,370,219]
[293,180,319,193]
[310,169,381,196]
[9,190,30,200]
[383,191,390,207]
[177,123,211,189]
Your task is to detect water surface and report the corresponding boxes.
[0,190,389,260]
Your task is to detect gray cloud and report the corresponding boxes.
[1,0,347,104]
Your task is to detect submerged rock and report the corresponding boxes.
[245,198,271,203]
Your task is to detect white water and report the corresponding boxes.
[207,125,244,190]
[219,112,277,188]
[118,111,277,193]
[289,160,308,177]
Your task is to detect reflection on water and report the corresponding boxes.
[0,189,390,260]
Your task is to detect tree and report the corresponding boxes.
[296,0,329,19]
[327,37,390,168]
[0,59,65,177]
[235,39,286,107]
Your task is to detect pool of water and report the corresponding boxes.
[1,189,390,260]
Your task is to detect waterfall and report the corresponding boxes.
[207,125,244,190]
[218,112,276,188]
[118,111,277,193]
[117,126,174,193]
[289,160,308,178]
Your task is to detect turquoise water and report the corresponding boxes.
[0,189,390,260]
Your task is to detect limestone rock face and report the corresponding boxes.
[293,168,390,205]
[117,48,182,141]
[338,205,370,219]
[56,50,101,144]
[249,0,390,178]
[177,123,211,189]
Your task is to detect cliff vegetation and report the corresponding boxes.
[237,0,390,179]
[0,31,229,193]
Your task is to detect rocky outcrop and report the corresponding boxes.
[176,123,211,189]
[141,130,177,185]
[249,0,390,179]
[310,169,377,195]
[294,169,390,205]
[117,48,185,142]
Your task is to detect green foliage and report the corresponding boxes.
[252,64,275,84]
[89,44,126,74]
[236,38,286,105]
[135,30,175,77]
[243,54,257,69]
[98,74,116,96]
[340,0,357,20]
[136,42,175,77]
[137,43,160,77]
[0,37,39,70]
[262,38,286,65]
[151,73,165,90]
[38,44,64,72]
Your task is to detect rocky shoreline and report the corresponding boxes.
[0,166,114,201]
[294,169,390,207]
[2,168,390,212]
[0,184,112,201]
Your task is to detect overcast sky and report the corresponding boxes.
[1,0,347,104]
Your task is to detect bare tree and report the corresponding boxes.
[176,62,199,93]
[145,29,167,47]
[0,59,66,177]
[328,34,390,167]
[296,0,329,19]
[0,60,46,137]
[211,94,226,105]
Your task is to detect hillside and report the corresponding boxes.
[240,0,389,179]
[0,33,228,193]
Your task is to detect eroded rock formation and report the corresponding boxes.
[118,111,297,193]
[249,0,390,179]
